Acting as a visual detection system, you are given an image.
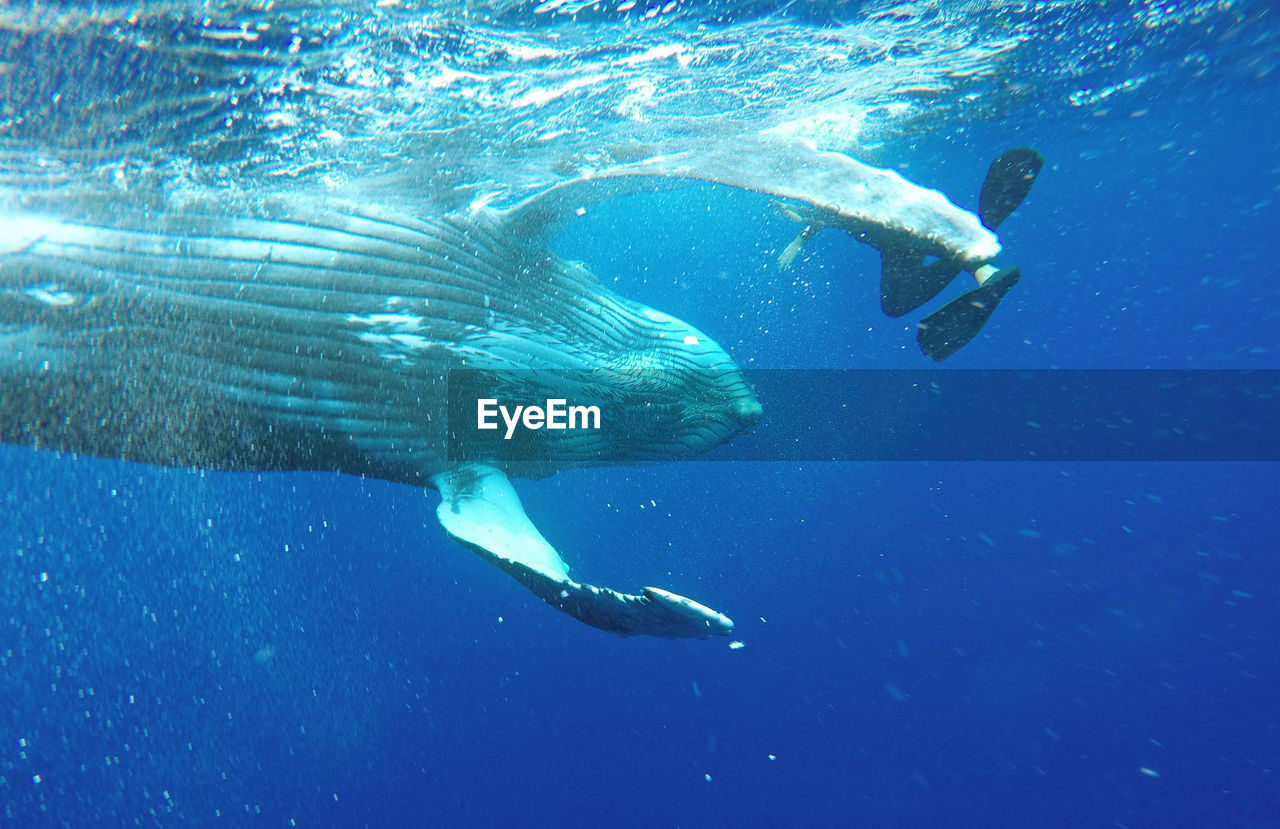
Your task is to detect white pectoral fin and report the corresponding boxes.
[432,464,734,640]
[434,464,571,582]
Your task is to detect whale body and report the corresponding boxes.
[0,136,1029,638]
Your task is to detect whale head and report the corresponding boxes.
[450,298,760,469]
[600,303,761,461]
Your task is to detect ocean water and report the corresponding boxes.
[2,1,1279,827]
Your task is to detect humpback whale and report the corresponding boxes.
[0,135,1038,638]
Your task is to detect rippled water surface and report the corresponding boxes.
[4,0,1269,206]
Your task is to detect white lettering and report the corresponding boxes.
[477,399,498,430]
[500,405,523,440]
[477,398,602,439]
[545,398,566,429]
[569,404,601,430]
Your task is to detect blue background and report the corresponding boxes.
[3,18,1279,829]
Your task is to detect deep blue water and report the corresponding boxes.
[4,6,1280,829]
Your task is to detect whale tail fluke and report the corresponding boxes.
[911,148,1042,360]
[880,248,965,318]
[878,147,1043,320]
[979,148,1044,231]
[872,147,1042,359]
[916,266,1021,362]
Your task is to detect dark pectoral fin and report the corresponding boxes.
[433,464,733,640]
[880,248,963,318]
[916,266,1021,361]
[500,564,735,639]
[979,148,1044,230]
